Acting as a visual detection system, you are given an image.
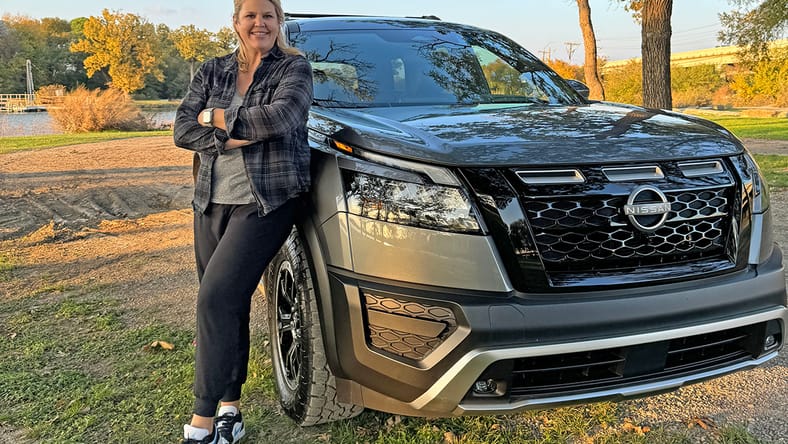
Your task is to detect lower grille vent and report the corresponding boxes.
[504,324,762,397]
[363,292,457,361]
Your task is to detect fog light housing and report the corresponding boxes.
[473,379,496,394]
[471,379,506,397]
[764,334,778,351]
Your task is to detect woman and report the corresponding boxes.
[173,0,312,442]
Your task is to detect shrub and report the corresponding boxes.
[48,86,152,133]
[728,49,788,107]
[602,61,642,105]
[35,84,67,106]
[671,65,725,108]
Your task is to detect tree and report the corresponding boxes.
[215,26,238,54]
[0,19,21,92]
[170,24,221,80]
[720,0,788,62]
[545,58,583,80]
[0,15,91,93]
[640,0,673,108]
[70,9,163,93]
[613,0,673,109]
[576,0,606,99]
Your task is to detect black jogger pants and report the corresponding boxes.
[191,199,298,417]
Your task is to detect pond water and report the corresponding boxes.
[0,110,176,137]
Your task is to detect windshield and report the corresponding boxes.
[291,23,581,107]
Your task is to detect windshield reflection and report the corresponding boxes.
[292,22,580,107]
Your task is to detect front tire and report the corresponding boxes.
[264,227,363,426]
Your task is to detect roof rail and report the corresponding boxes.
[284,13,441,21]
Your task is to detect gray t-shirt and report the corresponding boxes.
[210,91,255,205]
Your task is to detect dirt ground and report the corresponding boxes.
[0,136,786,442]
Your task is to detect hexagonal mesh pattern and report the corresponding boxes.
[364,293,457,361]
[523,187,732,270]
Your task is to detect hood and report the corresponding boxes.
[309,102,744,166]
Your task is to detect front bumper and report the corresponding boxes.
[322,245,787,417]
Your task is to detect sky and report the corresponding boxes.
[1,0,733,62]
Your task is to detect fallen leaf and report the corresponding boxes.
[385,415,402,430]
[689,417,716,430]
[147,340,175,351]
[443,431,458,444]
[622,418,651,436]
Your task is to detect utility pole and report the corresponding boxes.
[564,42,580,62]
[538,47,552,61]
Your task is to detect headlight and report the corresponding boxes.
[342,169,482,234]
[744,152,770,213]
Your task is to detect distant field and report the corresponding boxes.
[0,130,172,154]
[134,99,180,110]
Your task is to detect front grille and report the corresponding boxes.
[462,158,748,290]
[496,323,765,397]
[523,186,732,271]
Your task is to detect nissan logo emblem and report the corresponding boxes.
[624,185,671,232]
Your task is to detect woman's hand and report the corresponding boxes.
[225,138,253,150]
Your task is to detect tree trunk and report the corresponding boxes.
[577,0,605,100]
[190,60,195,81]
[641,0,673,109]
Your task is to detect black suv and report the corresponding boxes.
[261,15,787,425]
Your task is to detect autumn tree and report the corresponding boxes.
[171,25,222,80]
[216,27,238,54]
[70,9,163,93]
[720,0,788,62]
[576,0,606,99]
[545,58,583,80]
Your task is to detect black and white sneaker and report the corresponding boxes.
[182,425,218,444]
[215,406,245,443]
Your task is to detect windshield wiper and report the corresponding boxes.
[489,95,549,104]
[312,98,371,108]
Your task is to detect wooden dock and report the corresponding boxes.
[0,94,35,112]
[0,94,63,113]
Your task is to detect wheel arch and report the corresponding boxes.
[295,212,347,379]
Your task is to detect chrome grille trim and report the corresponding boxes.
[679,160,724,178]
[603,165,664,182]
[516,169,586,185]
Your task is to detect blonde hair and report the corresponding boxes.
[233,0,302,72]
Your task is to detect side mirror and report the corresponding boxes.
[564,79,590,100]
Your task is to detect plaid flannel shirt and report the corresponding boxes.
[173,46,313,215]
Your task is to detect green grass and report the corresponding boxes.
[753,154,788,189]
[689,114,788,140]
[133,99,180,110]
[0,253,14,281]
[0,289,196,443]
[0,130,172,155]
